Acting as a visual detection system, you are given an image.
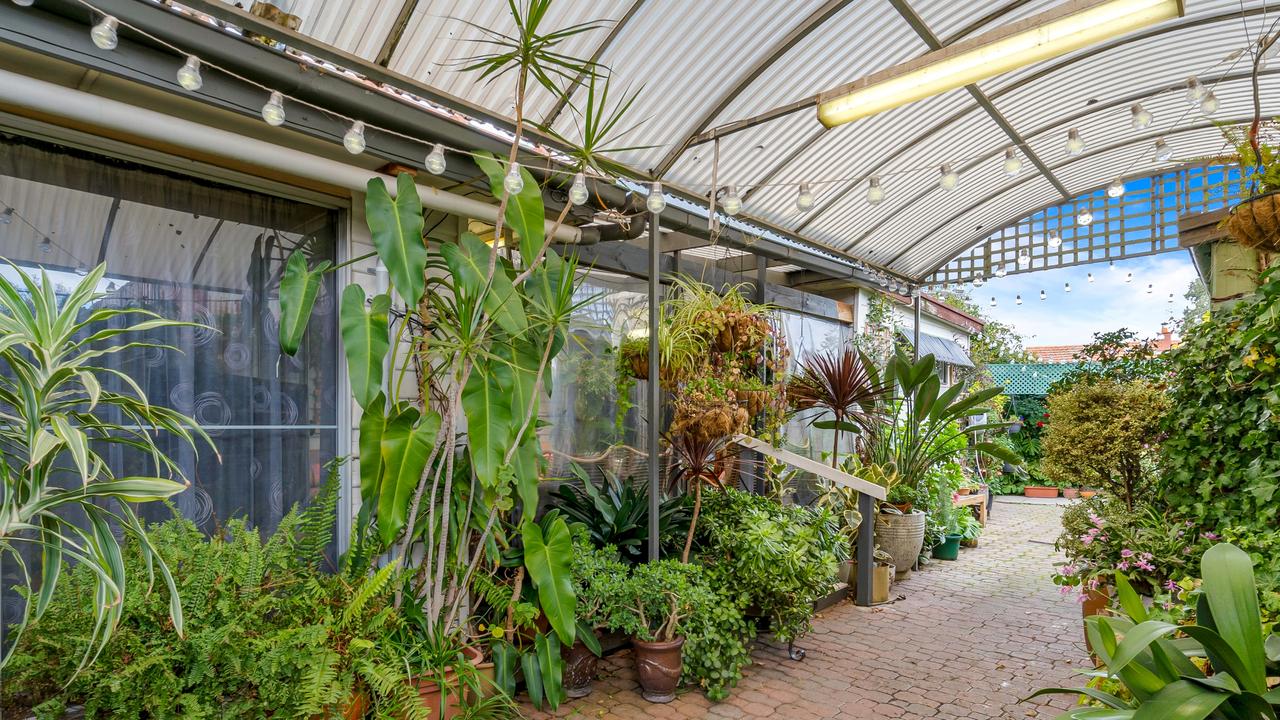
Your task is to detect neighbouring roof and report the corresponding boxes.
[902,332,975,368]
[986,362,1076,395]
[1026,345,1085,363]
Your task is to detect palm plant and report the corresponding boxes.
[1029,542,1280,718]
[664,430,734,563]
[788,348,891,467]
[0,263,210,668]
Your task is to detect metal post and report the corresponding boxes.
[912,291,922,361]
[647,212,661,562]
[751,254,768,495]
[854,491,875,606]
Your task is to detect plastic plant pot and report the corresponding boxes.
[931,534,963,561]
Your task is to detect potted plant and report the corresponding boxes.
[563,532,630,698]
[1023,485,1059,498]
[1220,37,1280,255]
[956,511,982,549]
[1061,486,1081,499]
[930,502,964,561]
[606,560,706,703]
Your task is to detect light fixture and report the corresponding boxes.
[176,55,203,91]
[1066,128,1086,155]
[1130,103,1152,130]
[1078,208,1094,225]
[1065,282,1072,292]
[39,236,51,254]
[0,207,11,224]
[721,185,742,216]
[1125,271,1133,283]
[1016,294,1023,306]
[1040,290,1047,301]
[91,15,119,50]
[569,172,589,205]
[939,163,959,191]
[1017,248,1031,266]
[814,0,1183,127]
[1185,76,1204,103]
[974,276,985,287]
[261,91,286,126]
[990,296,997,307]
[867,175,885,205]
[1048,230,1062,249]
[13,0,35,6]
[1003,147,1023,176]
[1154,137,1173,161]
[1109,260,1117,270]
[503,162,525,194]
[1146,283,1153,293]
[1107,178,1125,198]
[425,144,447,175]
[342,121,366,154]
[995,264,1008,278]
[796,183,815,212]
[646,181,666,214]
[1199,91,1219,116]
[1088,272,1094,283]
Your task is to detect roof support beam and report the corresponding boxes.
[374,0,419,68]
[541,0,649,126]
[650,0,855,178]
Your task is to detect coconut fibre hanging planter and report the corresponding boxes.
[1225,190,1280,253]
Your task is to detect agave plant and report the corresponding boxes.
[788,347,891,467]
[1028,542,1280,718]
[0,263,210,668]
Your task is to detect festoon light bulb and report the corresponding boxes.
[39,236,51,254]
[973,275,985,287]
[261,91,286,126]
[343,121,367,154]
[1066,128,1085,156]
[796,183,815,212]
[1047,230,1062,249]
[990,296,997,308]
[12,0,36,7]
[1200,91,1219,116]
[866,175,885,205]
[1125,271,1133,283]
[91,16,119,50]
[1077,208,1094,226]
[176,55,203,91]
[939,164,959,191]
[720,185,742,216]
[1003,147,1023,176]
[1015,294,1023,305]
[1017,248,1031,267]
[647,181,666,214]
[1185,76,1204,103]
[425,144,447,175]
[1107,178,1125,198]
[995,265,1008,278]
[1065,282,1072,293]
[1130,103,1153,130]
[1146,283,1153,294]
[1087,272,1095,283]
[1154,138,1174,161]
[0,207,12,224]
[503,162,525,194]
[569,172,589,205]
[1039,290,1046,301]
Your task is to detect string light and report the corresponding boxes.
[261,91,286,126]
[504,162,525,194]
[1199,91,1219,116]
[1129,103,1152,130]
[0,207,12,224]
[569,172,588,205]
[796,183,815,212]
[1047,230,1061,249]
[1109,260,1117,271]
[176,55,203,91]
[1017,248,1031,267]
[1077,208,1094,226]
[1154,138,1173,161]
[646,181,666,214]
[12,0,35,6]
[939,164,959,191]
[425,144,447,174]
[973,276,985,287]
[1064,282,1072,293]
[1185,76,1204,103]
[1015,294,1022,305]
[866,176,885,205]
[1039,290,1046,301]
[1003,148,1023,177]
[342,121,367,154]
[1107,178,1125,198]
[1087,273,1094,283]
[1146,283,1153,294]
[721,185,742,216]
[1125,271,1133,283]
[39,236,51,254]
[990,297,997,308]
[1066,128,1085,156]
[995,265,1008,278]
[91,15,119,50]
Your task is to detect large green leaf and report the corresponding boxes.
[1132,680,1228,720]
[358,396,387,507]
[510,433,542,524]
[441,232,527,335]
[278,250,332,356]
[489,639,518,698]
[535,632,565,709]
[522,517,576,646]
[30,478,189,515]
[474,153,545,265]
[1200,543,1267,692]
[1109,621,1180,675]
[339,284,391,410]
[521,649,544,709]
[366,173,426,308]
[35,516,61,619]
[461,363,513,490]
[377,403,440,545]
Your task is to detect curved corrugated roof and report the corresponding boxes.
[222,0,1276,281]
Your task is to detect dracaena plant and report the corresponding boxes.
[788,347,891,468]
[0,263,211,669]
[1028,542,1280,719]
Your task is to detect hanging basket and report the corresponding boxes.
[735,389,769,416]
[625,352,649,380]
[1224,191,1280,253]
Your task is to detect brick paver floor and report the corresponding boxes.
[527,498,1090,719]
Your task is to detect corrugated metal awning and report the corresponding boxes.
[901,332,974,368]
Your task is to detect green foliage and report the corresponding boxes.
[1054,495,1196,597]
[1223,121,1280,196]
[1028,543,1280,718]
[279,249,333,356]
[568,530,630,631]
[605,559,705,642]
[520,515,577,646]
[0,263,212,670]
[1162,268,1280,531]
[693,488,843,644]
[1178,278,1210,332]
[549,465,690,562]
[339,285,392,411]
[1049,328,1169,394]
[364,173,427,308]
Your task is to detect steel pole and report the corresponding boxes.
[913,291,922,361]
[647,212,661,562]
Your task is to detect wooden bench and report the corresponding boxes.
[953,490,988,526]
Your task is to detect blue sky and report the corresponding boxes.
[950,251,1200,346]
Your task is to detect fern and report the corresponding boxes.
[299,458,344,570]
[342,561,399,630]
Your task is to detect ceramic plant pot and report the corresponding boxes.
[411,645,484,720]
[1062,487,1081,499]
[633,636,685,703]
[1023,486,1059,498]
[878,510,926,579]
[562,636,600,699]
[931,533,963,561]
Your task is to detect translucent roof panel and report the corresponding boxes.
[229,0,1279,280]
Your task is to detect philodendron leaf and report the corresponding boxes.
[522,517,577,646]
[535,632,565,709]
[377,403,440,545]
[278,250,332,356]
[461,362,513,490]
[474,153,545,265]
[441,232,527,336]
[358,394,387,509]
[339,284,392,410]
[366,173,426,308]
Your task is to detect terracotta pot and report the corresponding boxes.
[310,691,367,720]
[1080,490,1098,499]
[1226,191,1280,252]
[633,636,685,703]
[850,562,895,604]
[956,487,972,496]
[878,510,926,580]
[1081,587,1111,655]
[410,645,484,720]
[1023,486,1059,498]
[1062,488,1081,499]
[562,636,600,699]
[888,502,913,514]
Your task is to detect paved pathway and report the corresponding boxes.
[529,499,1087,719]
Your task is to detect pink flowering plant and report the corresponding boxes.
[1053,495,1195,599]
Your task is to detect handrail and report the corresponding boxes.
[732,434,887,501]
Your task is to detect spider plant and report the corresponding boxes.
[0,263,211,669]
[664,430,734,563]
[788,348,891,467]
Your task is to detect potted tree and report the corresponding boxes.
[607,560,706,703]
[563,533,630,699]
